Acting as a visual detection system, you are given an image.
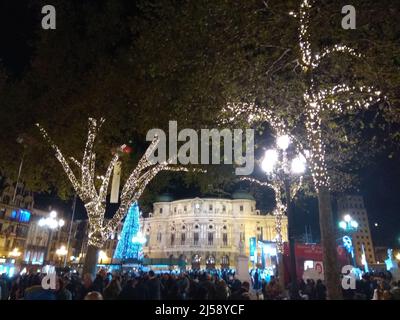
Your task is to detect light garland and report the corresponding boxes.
[240,175,302,254]
[221,0,386,192]
[37,118,192,248]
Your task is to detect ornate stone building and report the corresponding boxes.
[141,192,288,270]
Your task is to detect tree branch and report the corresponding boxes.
[36,123,82,196]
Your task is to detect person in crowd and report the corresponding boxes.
[264,277,282,300]
[390,280,400,300]
[103,278,122,300]
[177,273,190,300]
[199,273,217,300]
[0,273,10,300]
[315,279,327,300]
[92,269,107,294]
[230,281,251,300]
[215,279,229,300]
[119,278,140,300]
[56,277,72,300]
[146,270,161,300]
[84,291,103,300]
[24,274,56,300]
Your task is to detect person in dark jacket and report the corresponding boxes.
[119,279,141,300]
[92,269,107,294]
[199,273,216,300]
[215,279,229,300]
[230,281,250,300]
[146,271,161,300]
[315,279,327,300]
[56,277,72,300]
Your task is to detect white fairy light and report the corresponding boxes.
[291,155,306,174]
[261,149,279,174]
[37,118,195,248]
[221,0,386,193]
[277,135,290,150]
[240,174,303,254]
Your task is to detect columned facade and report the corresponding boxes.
[141,194,288,270]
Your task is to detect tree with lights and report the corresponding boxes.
[37,117,189,276]
[222,0,386,299]
[113,201,144,261]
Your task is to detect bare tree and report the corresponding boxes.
[221,0,385,299]
[37,117,190,275]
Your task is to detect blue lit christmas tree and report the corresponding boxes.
[113,202,145,261]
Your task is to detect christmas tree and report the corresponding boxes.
[113,202,145,261]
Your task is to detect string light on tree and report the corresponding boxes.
[37,117,197,273]
[220,0,387,300]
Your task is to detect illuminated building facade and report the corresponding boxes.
[337,195,376,266]
[141,192,288,270]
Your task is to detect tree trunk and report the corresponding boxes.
[277,252,286,292]
[317,186,343,300]
[82,245,99,278]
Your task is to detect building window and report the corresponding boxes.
[208,232,214,245]
[222,205,226,212]
[184,205,187,212]
[157,232,162,242]
[174,207,177,213]
[159,208,163,214]
[209,204,213,211]
[193,232,199,245]
[209,225,213,229]
[181,233,186,245]
[240,205,244,212]
[223,233,228,246]
[170,233,175,246]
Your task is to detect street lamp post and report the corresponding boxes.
[64,194,77,267]
[38,210,65,264]
[261,135,306,300]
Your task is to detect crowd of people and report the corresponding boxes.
[0,268,399,300]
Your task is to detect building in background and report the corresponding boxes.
[0,179,34,263]
[141,192,288,271]
[337,195,376,266]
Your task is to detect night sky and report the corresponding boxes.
[1,1,399,248]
